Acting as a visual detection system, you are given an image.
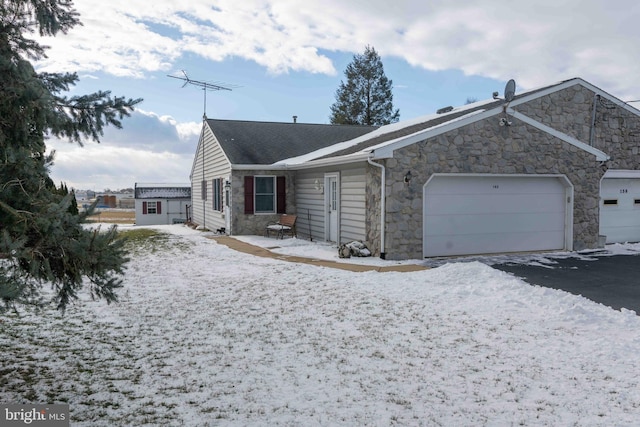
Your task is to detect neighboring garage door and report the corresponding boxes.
[600,171,640,243]
[424,175,571,257]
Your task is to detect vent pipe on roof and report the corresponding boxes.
[293,115,297,123]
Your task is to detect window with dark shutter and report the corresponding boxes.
[157,201,162,214]
[147,201,157,214]
[255,176,275,213]
[143,201,147,215]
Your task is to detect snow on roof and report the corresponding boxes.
[275,78,607,166]
[135,183,191,199]
[135,183,190,188]
[275,98,498,165]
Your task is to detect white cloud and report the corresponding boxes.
[48,144,193,191]
[34,0,640,190]
[47,111,199,191]
[33,0,640,99]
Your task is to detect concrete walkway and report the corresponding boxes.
[210,236,428,272]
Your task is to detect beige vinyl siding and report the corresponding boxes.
[339,166,367,243]
[191,124,231,231]
[294,173,325,241]
[295,164,367,243]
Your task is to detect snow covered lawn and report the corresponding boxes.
[2,225,640,426]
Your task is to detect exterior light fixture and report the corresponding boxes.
[224,180,231,190]
[404,171,412,183]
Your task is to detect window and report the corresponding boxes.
[244,175,286,214]
[255,176,276,213]
[603,199,618,205]
[213,178,223,211]
[142,201,162,215]
[201,180,207,200]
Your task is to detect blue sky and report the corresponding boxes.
[39,0,640,191]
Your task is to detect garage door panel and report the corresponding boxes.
[600,176,640,243]
[426,231,565,257]
[426,176,566,194]
[425,193,566,215]
[424,175,569,257]
[425,212,565,235]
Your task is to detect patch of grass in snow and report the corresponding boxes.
[117,228,188,255]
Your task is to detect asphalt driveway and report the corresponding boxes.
[495,253,640,313]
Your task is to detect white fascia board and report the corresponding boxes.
[285,152,371,170]
[189,124,207,179]
[573,78,640,116]
[506,79,581,109]
[231,164,290,171]
[372,108,500,159]
[509,78,640,117]
[190,122,233,178]
[602,169,640,179]
[507,109,610,161]
[232,153,371,171]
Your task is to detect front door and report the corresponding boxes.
[325,174,339,242]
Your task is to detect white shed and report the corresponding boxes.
[134,183,191,226]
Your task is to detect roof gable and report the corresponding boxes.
[205,119,378,165]
[295,77,630,164]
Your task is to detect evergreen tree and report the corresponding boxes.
[0,0,142,312]
[44,180,79,216]
[330,45,400,126]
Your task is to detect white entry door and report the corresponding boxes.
[325,174,339,242]
[600,172,640,243]
[424,175,571,257]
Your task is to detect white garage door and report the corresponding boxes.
[424,175,570,257]
[600,173,640,243]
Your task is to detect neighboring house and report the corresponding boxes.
[135,183,191,226]
[191,78,640,260]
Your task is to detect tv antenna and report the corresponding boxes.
[167,71,238,120]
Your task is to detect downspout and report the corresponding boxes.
[367,156,386,259]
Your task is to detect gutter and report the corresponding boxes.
[367,156,386,259]
[230,152,373,171]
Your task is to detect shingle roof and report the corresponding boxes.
[316,79,573,160]
[206,119,378,165]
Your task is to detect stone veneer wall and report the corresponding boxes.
[230,170,296,235]
[516,85,640,169]
[369,117,601,260]
[365,163,382,257]
[366,85,640,260]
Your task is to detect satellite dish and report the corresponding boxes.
[504,79,516,102]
